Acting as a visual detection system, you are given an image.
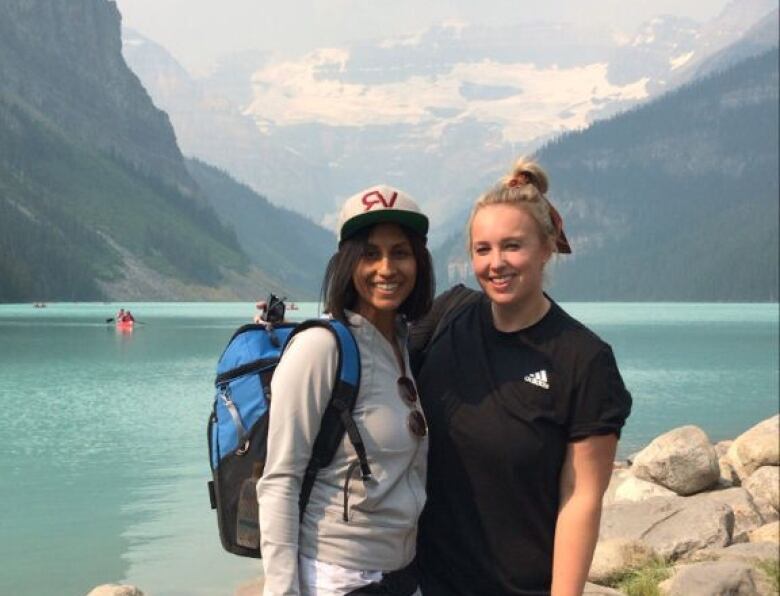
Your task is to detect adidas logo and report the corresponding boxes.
[524,370,549,389]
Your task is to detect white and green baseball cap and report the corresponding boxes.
[337,184,429,243]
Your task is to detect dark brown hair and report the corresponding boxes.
[321,225,434,324]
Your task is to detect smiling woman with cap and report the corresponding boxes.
[409,157,632,596]
[258,184,434,596]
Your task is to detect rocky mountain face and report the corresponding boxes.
[435,48,779,301]
[686,8,779,81]
[120,29,323,216]
[121,0,777,238]
[607,0,778,92]
[0,0,329,301]
[0,0,192,193]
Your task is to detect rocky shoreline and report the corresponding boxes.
[587,414,779,595]
[89,415,779,596]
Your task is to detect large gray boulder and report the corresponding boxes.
[714,440,733,458]
[690,487,768,543]
[589,538,656,582]
[86,586,144,596]
[659,561,761,595]
[688,541,780,564]
[614,474,678,504]
[631,426,719,495]
[603,469,677,507]
[603,469,635,505]
[718,454,740,487]
[727,415,780,480]
[599,496,734,559]
[749,520,779,543]
[715,440,739,487]
[603,468,631,506]
[743,465,780,512]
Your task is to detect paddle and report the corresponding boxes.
[105,317,115,323]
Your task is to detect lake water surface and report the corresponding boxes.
[0,301,777,595]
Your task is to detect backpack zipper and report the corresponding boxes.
[218,385,250,455]
[215,358,276,385]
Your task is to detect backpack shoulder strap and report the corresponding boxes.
[409,284,481,375]
[282,318,369,520]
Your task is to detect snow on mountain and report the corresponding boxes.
[677,5,779,83]
[612,0,779,93]
[122,2,778,235]
[606,16,700,89]
[243,46,649,144]
[121,29,334,222]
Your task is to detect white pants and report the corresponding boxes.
[298,555,422,596]
[299,555,381,596]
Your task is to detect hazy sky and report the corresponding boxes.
[114,0,730,74]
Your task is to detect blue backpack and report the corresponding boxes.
[207,318,372,558]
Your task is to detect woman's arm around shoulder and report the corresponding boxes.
[258,326,339,596]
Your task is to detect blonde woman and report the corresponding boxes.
[411,159,632,596]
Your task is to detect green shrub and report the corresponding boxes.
[602,556,673,596]
[757,559,779,594]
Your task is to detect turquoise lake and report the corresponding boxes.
[0,301,777,596]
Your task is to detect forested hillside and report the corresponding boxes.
[0,97,246,301]
[0,0,323,302]
[186,159,335,298]
[436,48,779,301]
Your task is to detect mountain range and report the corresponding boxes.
[0,0,776,302]
[0,0,333,302]
[121,0,778,236]
[435,48,779,301]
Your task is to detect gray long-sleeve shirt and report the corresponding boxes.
[258,312,428,595]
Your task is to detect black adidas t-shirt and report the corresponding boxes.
[411,289,632,596]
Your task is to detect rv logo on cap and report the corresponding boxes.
[362,190,398,211]
[338,184,429,242]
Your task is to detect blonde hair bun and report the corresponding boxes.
[470,157,571,254]
[501,158,549,195]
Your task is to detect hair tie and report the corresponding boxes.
[507,173,530,188]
